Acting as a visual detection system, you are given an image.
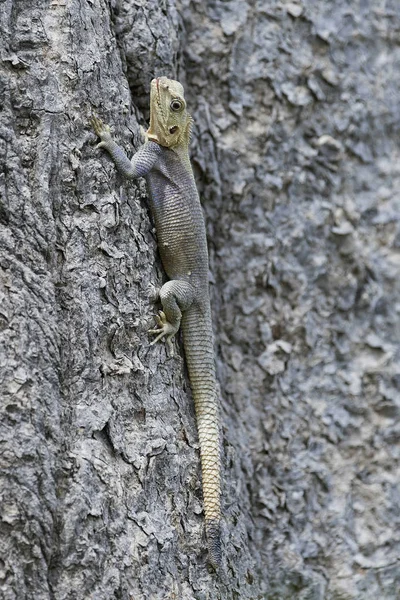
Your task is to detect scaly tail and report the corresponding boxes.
[181,302,222,568]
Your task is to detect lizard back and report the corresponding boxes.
[146,145,209,289]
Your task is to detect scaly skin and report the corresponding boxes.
[91,77,221,568]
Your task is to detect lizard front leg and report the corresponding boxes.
[149,280,195,356]
[91,116,161,179]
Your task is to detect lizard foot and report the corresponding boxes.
[149,311,179,356]
[91,115,112,149]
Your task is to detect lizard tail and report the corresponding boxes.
[206,518,222,569]
[181,303,222,568]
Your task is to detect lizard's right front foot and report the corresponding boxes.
[149,311,179,356]
[91,115,112,149]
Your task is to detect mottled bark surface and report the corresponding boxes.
[0,1,399,599]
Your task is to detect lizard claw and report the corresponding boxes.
[149,311,178,356]
[91,115,112,143]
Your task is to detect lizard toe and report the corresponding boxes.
[149,312,178,347]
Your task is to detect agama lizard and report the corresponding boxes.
[91,77,222,568]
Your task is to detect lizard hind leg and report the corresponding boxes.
[149,280,195,356]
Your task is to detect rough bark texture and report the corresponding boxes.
[0,1,399,599]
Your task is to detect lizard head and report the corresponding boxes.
[146,77,192,148]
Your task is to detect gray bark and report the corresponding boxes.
[0,1,399,599]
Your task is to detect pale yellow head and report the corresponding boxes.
[146,77,192,148]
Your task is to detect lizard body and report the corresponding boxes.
[91,77,221,568]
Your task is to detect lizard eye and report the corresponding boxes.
[169,126,178,134]
[170,99,183,111]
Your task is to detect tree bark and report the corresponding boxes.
[1,1,399,599]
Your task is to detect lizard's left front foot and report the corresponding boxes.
[149,311,179,356]
[91,115,112,149]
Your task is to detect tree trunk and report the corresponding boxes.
[1,1,399,598]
